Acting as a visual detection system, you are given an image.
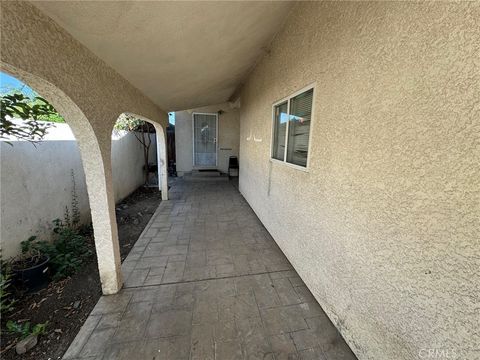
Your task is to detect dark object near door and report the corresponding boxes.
[228,156,239,178]
[143,163,158,186]
[167,123,177,176]
[144,163,158,173]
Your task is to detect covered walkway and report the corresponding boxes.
[63,179,356,360]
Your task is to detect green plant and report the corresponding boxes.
[15,222,92,281]
[11,171,92,281]
[6,320,48,339]
[0,260,16,314]
[70,170,81,227]
[77,222,93,237]
[14,236,48,269]
[0,92,64,145]
[53,225,92,278]
[16,171,92,280]
[36,219,92,280]
[59,170,81,230]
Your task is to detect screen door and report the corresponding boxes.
[193,113,217,167]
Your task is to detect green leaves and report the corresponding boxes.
[6,320,48,339]
[0,92,64,145]
[31,322,48,336]
[6,320,26,336]
[113,114,145,132]
[0,264,16,315]
[16,224,92,281]
[20,236,38,255]
[43,219,92,281]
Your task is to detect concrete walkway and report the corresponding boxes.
[63,179,357,360]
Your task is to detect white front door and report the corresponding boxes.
[193,113,217,167]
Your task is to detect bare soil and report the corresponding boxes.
[1,186,162,360]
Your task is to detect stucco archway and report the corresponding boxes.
[1,63,123,295]
[122,112,169,200]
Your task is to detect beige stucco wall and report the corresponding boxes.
[1,1,169,294]
[175,103,240,175]
[238,2,479,359]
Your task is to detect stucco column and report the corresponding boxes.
[155,125,169,200]
[78,135,123,295]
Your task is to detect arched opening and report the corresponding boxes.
[1,63,122,295]
[109,113,168,280]
[1,72,91,259]
[114,112,168,200]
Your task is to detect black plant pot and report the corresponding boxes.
[12,256,50,292]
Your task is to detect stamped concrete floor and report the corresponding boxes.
[63,179,357,360]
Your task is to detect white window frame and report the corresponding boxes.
[270,83,315,172]
[192,112,218,168]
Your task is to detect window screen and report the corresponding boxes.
[272,101,288,161]
[271,87,314,168]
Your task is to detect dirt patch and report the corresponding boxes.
[115,187,162,261]
[1,186,162,360]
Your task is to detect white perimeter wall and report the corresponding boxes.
[0,126,156,259]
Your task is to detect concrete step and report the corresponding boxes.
[190,170,221,177]
[184,170,228,181]
[184,175,229,182]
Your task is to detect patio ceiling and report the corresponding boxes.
[32,1,294,111]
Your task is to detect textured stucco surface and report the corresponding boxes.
[1,1,169,294]
[238,2,480,359]
[0,132,155,259]
[175,103,240,175]
[31,1,293,110]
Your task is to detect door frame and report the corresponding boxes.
[192,112,218,168]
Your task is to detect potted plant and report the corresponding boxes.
[11,236,50,292]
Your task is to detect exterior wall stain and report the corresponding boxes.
[239,2,480,359]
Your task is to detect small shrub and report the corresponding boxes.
[77,222,93,237]
[17,221,92,281]
[70,170,81,228]
[10,170,92,283]
[0,261,16,314]
[6,320,48,339]
[15,236,48,269]
[34,220,92,280]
